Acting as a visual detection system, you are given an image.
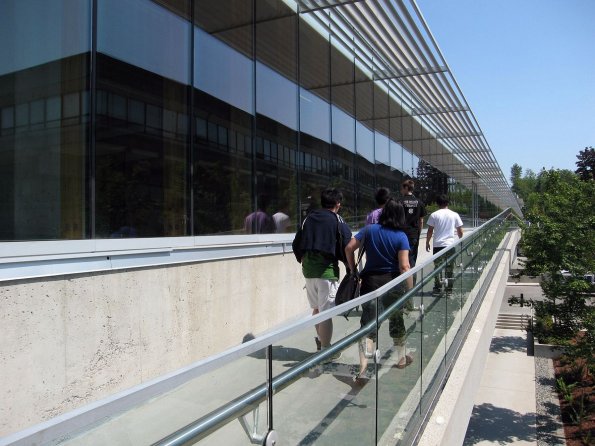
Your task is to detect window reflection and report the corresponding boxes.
[195,27,254,115]
[0,0,90,240]
[193,0,254,235]
[356,122,374,163]
[95,0,190,238]
[98,0,190,85]
[255,0,297,136]
[0,0,91,76]
[300,89,330,143]
[375,130,390,166]
[0,0,463,240]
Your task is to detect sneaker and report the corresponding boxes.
[314,337,321,351]
[432,287,442,296]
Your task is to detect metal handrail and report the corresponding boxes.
[1,209,511,446]
[152,209,511,446]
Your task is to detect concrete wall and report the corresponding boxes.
[0,252,309,436]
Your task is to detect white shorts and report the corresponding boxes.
[305,278,338,312]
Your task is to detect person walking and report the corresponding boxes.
[292,188,352,357]
[399,179,426,267]
[345,198,413,384]
[425,194,464,295]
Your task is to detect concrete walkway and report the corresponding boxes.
[463,271,562,446]
[463,327,538,445]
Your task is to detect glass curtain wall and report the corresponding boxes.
[254,1,298,233]
[374,80,394,194]
[193,0,254,235]
[0,0,91,240]
[95,0,191,238]
[389,90,406,190]
[354,60,375,218]
[298,11,332,221]
[0,0,485,241]
[329,13,356,226]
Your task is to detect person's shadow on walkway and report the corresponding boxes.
[489,335,526,354]
[463,403,537,444]
[242,333,313,362]
[247,345,313,362]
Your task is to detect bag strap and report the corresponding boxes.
[354,226,367,269]
[335,212,347,263]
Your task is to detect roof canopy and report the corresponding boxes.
[296,0,521,214]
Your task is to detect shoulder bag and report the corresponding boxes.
[335,228,367,306]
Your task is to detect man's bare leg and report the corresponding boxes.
[312,308,333,347]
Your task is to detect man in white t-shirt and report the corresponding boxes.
[425,194,463,294]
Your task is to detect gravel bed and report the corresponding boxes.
[535,356,566,445]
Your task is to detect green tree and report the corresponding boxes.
[575,146,595,181]
[510,163,522,196]
[509,164,540,204]
[522,169,595,338]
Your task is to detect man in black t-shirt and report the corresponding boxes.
[399,179,426,267]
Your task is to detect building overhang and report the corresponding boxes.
[292,0,521,214]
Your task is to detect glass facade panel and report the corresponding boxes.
[298,13,332,221]
[329,16,356,223]
[0,0,91,240]
[95,0,190,238]
[0,0,91,76]
[0,0,485,241]
[254,1,298,234]
[355,123,375,216]
[194,27,253,115]
[193,0,254,235]
[98,0,191,85]
[403,148,414,178]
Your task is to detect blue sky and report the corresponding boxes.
[416,0,595,182]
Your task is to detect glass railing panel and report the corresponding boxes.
[269,323,321,378]
[271,310,375,445]
[8,210,513,446]
[477,233,491,291]
[468,235,484,294]
[376,288,422,445]
[453,243,467,319]
[418,259,447,418]
[460,237,478,313]
[58,354,268,445]
[446,245,469,367]
[445,244,464,367]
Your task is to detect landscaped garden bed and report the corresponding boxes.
[554,351,594,446]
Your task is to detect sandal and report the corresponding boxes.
[395,355,414,369]
[353,373,369,386]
